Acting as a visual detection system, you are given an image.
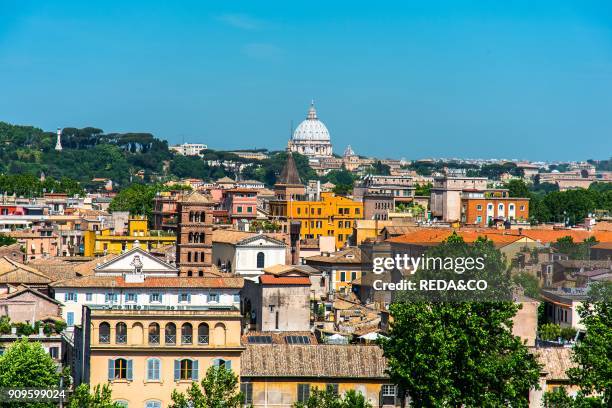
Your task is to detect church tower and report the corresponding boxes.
[274,151,305,200]
[175,191,215,277]
[55,128,63,151]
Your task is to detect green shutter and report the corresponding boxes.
[192,359,199,380]
[107,359,114,380]
[225,359,232,371]
[126,359,133,380]
[174,359,180,381]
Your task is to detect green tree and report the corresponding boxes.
[293,387,372,408]
[512,271,540,299]
[539,323,561,341]
[68,384,124,408]
[0,338,61,408]
[414,183,432,196]
[506,179,531,198]
[0,234,17,247]
[380,237,541,407]
[566,282,611,405]
[169,365,244,408]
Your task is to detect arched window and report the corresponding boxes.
[256,252,265,268]
[99,322,110,344]
[116,322,127,344]
[148,323,160,345]
[145,401,162,408]
[187,252,192,262]
[114,401,128,408]
[189,211,194,222]
[188,232,194,243]
[212,358,232,370]
[198,323,209,344]
[165,323,176,345]
[181,323,193,344]
[146,358,161,381]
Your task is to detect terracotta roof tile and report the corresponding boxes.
[240,344,388,379]
[259,275,311,285]
[51,275,244,289]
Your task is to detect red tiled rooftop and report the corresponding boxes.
[259,275,311,285]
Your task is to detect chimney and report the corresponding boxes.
[518,228,523,236]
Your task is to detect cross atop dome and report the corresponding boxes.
[307,100,318,120]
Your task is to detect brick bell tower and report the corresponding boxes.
[175,191,214,277]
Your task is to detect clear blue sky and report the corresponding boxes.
[1,0,611,161]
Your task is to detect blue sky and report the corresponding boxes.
[1,0,611,161]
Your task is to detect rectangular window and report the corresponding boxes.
[247,206,252,213]
[326,383,339,395]
[85,293,93,302]
[105,293,118,303]
[64,292,77,302]
[355,208,360,214]
[340,271,346,282]
[125,293,137,303]
[338,234,344,241]
[179,293,191,303]
[237,206,242,213]
[147,358,161,381]
[351,271,357,281]
[149,293,162,303]
[476,205,482,211]
[209,293,219,302]
[476,216,482,223]
[67,312,74,326]
[382,384,396,397]
[297,207,301,214]
[297,384,311,402]
[49,346,59,359]
[241,383,253,405]
[317,208,321,215]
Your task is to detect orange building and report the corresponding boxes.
[461,190,529,226]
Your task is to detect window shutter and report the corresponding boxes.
[225,359,232,371]
[174,359,180,381]
[192,359,199,380]
[64,293,68,301]
[127,359,133,380]
[212,358,220,367]
[187,293,192,302]
[107,359,114,380]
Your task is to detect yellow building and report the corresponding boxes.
[84,216,176,256]
[270,192,363,249]
[304,247,364,294]
[85,305,244,408]
[240,344,400,407]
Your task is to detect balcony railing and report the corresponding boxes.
[116,335,127,344]
[99,334,110,344]
[181,335,192,344]
[165,334,176,345]
[148,334,160,345]
[198,335,209,345]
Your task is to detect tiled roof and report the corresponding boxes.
[533,347,575,380]
[520,229,612,244]
[262,264,320,276]
[51,275,244,289]
[305,247,362,264]
[212,230,287,245]
[182,191,214,204]
[259,275,311,285]
[387,229,529,247]
[240,344,388,379]
[0,257,51,284]
[591,242,612,250]
[556,260,611,269]
[30,253,119,279]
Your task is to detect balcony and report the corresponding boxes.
[198,335,209,345]
[148,335,160,345]
[165,334,176,345]
[99,334,110,344]
[181,335,192,344]
[116,335,127,344]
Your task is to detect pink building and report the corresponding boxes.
[222,188,258,226]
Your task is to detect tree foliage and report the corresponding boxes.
[293,388,372,408]
[169,365,244,408]
[68,384,124,408]
[0,338,61,408]
[380,237,541,407]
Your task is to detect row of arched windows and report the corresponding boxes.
[188,232,206,243]
[188,211,206,222]
[187,251,207,263]
[99,322,223,346]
